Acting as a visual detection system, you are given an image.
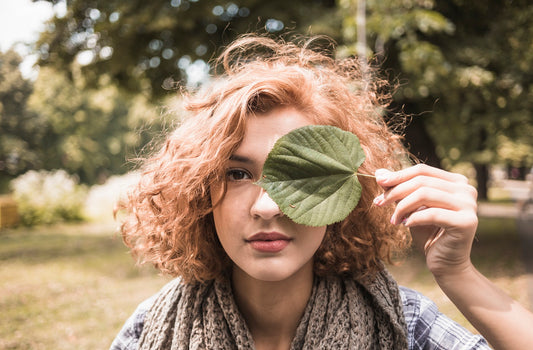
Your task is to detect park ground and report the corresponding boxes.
[1,182,532,349]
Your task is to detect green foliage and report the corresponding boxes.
[0,50,44,177]
[11,170,87,225]
[27,67,163,183]
[259,125,365,226]
[0,48,165,185]
[32,0,533,195]
[338,0,533,199]
[427,0,533,169]
[496,135,533,168]
[36,0,338,98]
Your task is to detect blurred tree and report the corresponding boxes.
[35,0,533,197]
[0,50,44,182]
[27,66,163,183]
[34,0,447,171]
[339,0,533,198]
[339,0,454,169]
[429,0,533,195]
[35,0,338,98]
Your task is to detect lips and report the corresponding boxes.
[246,232,292,253]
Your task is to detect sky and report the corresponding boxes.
[0,0,207,83]
[0,0,55,52]
[0,0,57,77]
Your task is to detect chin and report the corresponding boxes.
[252,272,294,283]
[241,266,294,283]
[235,259,312,284]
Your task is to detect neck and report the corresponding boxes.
[231,262,314,350]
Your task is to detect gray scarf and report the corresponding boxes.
[139,270,408,349]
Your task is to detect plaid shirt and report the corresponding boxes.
[110,286,490,350]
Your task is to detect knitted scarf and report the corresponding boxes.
[139,269,408,349]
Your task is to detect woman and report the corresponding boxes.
[111,35,533,349]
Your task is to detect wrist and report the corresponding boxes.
[431,260,477,289]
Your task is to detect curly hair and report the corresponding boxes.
[120,34,412,284]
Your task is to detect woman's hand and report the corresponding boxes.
[372,164,533,349]
[372,164,478,277]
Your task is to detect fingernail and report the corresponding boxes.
[375,168,391,182]
[390,215,396,225]
[373,194,384,206]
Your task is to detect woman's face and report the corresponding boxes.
[211,107,327,283]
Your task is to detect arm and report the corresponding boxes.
[435,261,533,349]
[373,164,533,350]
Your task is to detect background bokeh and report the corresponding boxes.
[1,0,532,348]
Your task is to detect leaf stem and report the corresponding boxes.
[355,172,376,178]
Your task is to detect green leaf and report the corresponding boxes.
[258,125,366,227]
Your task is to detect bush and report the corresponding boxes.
[83,172,140,222]
[11,170,87,225]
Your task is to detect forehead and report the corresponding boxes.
[235,107,313,157]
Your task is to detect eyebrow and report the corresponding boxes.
[228,154,254,164]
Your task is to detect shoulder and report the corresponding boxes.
[109,295,156,350]
[399,286,491,350]
[109,278,185,349]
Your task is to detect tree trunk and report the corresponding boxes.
[474,163,489,200]
[474,128,489,200]
[403,115,441,168]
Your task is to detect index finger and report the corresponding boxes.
[375,164,469,188]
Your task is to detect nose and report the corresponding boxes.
[250,187,283,220]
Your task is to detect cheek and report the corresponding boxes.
[211,200,230,242]
[304,226,327,252]
[210,183,227,243]
[209,181,225,208]
[210,182,232,231]
[210,186,247,244]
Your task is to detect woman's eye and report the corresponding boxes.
[226,169,252,181]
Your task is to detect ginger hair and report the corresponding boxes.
[120,34,411,284]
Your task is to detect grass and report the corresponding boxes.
[0,216,529,348]
[0,223,170,350]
